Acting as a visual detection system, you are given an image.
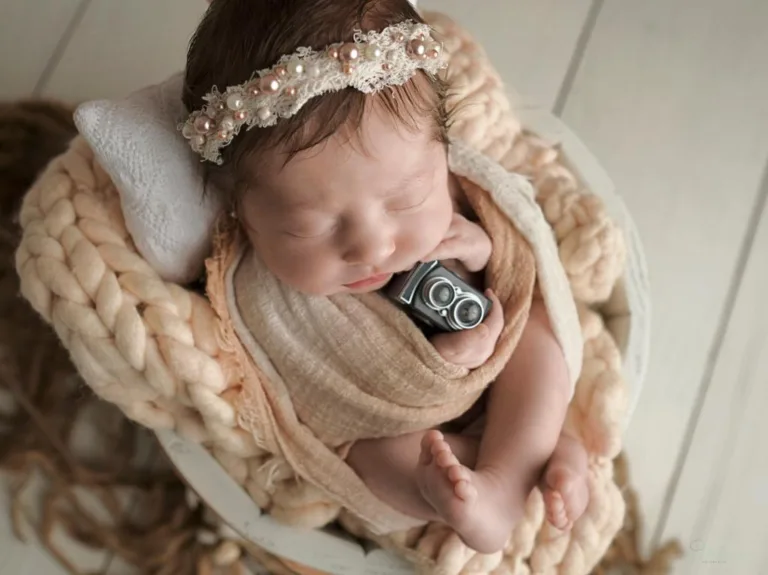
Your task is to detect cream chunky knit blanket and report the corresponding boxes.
[15,12,629,575]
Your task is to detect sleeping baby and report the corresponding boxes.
[182,0,588,554]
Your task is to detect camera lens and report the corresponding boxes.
[448,295,485,330]
[423,278,456,310]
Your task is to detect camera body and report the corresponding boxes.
[383,261,492,332]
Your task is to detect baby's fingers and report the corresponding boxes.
[482,289,504,339]
[431,329,481,365]
[421,237,462,264]
[431,325,492,369]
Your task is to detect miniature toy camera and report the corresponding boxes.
[383,261,492,332]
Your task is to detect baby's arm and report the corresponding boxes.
[423,212,492,273]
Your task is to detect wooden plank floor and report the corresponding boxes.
[2,0,767,573]
[657,173,768,573]
[558,0,768,564]
[0,0,84,99]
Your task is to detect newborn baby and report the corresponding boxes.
[184,0,589,554]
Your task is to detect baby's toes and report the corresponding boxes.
[447,464,469,484]
[545,490,569,529]
[543,489,561,514]
[420,430,442,464]
[429,437,454,465]
[422,430,443,449]
[454,478,477,502]
[447,466,476,502]
[563,477,589,525]
[434,446,459,468]
[544,465,572,495]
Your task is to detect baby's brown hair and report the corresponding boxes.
[183,0,451,205]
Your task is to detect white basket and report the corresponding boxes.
[156,106,651,575]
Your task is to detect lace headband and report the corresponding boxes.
[180,20,446,164]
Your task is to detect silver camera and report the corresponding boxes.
[383,261,492,332]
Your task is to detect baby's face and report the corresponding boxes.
[240,106,454,296]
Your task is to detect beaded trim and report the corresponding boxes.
[179,20,446,164]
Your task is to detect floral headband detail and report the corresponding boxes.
[180,20,446,164]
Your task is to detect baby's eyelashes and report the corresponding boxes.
[282,221,338,239]
[384,189,432,214]
[386,202,422,214]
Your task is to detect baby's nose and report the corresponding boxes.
[343,228,396,266]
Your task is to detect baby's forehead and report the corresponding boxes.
[257,115,437,188]
[250,147,441,215]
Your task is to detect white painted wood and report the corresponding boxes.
[0,378,112,573]
[156,429,415,575]
[0,387,163,573]
[0,0,83,99]
[657,193,768,574]
[40,0,206,101]
[39,0,591,107]
[419,0,593,110]
[0,471,109,574]
[104,557,142,575]
[559,0,768,552]
[0,475,69,575]
[106,555,264,575]
[101,429,177,574]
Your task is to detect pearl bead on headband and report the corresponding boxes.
[179,20,446,164]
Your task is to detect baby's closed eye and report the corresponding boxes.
[385,186,432,214]
[282,218,338,239]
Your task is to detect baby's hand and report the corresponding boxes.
[422,213,492,273]
[431,290,503,369]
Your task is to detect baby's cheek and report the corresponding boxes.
[407,206,453,253]
[262,245,340,294]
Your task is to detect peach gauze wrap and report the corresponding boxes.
[205,140,584,534]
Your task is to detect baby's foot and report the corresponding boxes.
[417,430,477,510]
[416,430,523,554]
[541,433,590,530]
